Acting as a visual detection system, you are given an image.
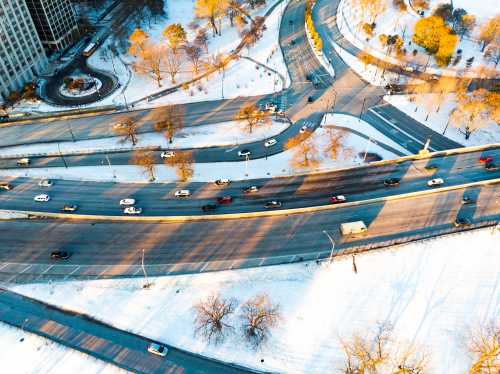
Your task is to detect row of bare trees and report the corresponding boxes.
[194,293,280,348]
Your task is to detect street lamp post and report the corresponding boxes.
[359,97,368,120]
[57,143,68,168]
[323,230,336,264]
[20,318,29,342]
[141,249,153,289]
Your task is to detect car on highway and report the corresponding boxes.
[461,196,474,204]
[330,195,347,204]
[265,103,278,112]
[17,158,30,166]
[384,178,400,187]
[290,39,296,45]
[485,162,498,171]
[202,204,217,212]
[160,151,175,159]
[113,122,126,130]
[119,198,136,206]
[238,149,251,157]
[148,343,168,357]
[175,189,190,198]
[300,124,310,133]
[34,194,50,202]
[243,186,259,193]
[217,196,233,204]
[384,84,403,94]
[214,178,230,186]
[50,250,70,260]
[479,155,493,164]
[38,179,53,187]
[264,139,277,147]
[61,204,78,212]
[425,164,438,172]
[289,19,293,25]
[0,183,13,190]
[124,206,142,215]
[307,96,315,103]
[453,217,471,227]
[427,178,444,187]
[264,200,282,209]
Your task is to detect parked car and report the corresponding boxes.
[453,217,471,227]
[264,200,282,209]
[38,179,53,187]
[34,194,50,202]
[124,206,142,215]
[50,250,70,260]
[427,178,444,187]
[217,196,233,204]
[214,178,230,186]
[485,162,498,171]
[202,204,217,212]
[479,155,493,164]
[0,183,13,190]
[384,178,400,187]
[61,204,78,212]
[461,196,474,204]
[17,158,30,166]
[264,139,277,147]
[160,151,175,159]
[174,189,190,198]
[243,186,259,193]
[148,343,168,357]
[330,195,347,204]
[238,149,251,157]
[119,198,136,206]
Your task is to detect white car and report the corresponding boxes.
[264,139,277,147]
[174,189,190,198]
[112,122,125,130]
[123,206,142,215]
[148,343,168,357]
[427,178,444,187]
[119,198,136,206]
[299,124,309,133]
[34,194,50,202]
[160,151,175,159]
[214,178,230,186]
[38,179,53,187]
[17,158,30,166]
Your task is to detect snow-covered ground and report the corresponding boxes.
[337,0,500,77]
[7,228,499,374]
[0,114,400,183]
[0,120,290,158]
[0,322,124,374]
[384,94,500,146]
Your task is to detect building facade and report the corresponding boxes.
[25,0,79,53]
[0,0,48,102]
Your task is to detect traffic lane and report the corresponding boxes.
[0,185,497,266]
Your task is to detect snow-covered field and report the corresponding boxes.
[0,323,125,374]
[384,94,500,146]
[7,228,499,374]
[0,114,400,183]
[0,120,290,158]
[337,0,500,77]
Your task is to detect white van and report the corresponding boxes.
[340,221,367,236]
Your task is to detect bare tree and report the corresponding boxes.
[241,16,266,47]
[165,151,194,182]
[132,150,156,181]
[185,43,204,75]
[194,28,209,53]
[114,118,139,146]
[450,89,491,140]
[235,103,270,134]
[193,293,236,344]
[284,132,320,169]
[154,105,184,143]
[467,321,500,374]
[240,294,280,348]
[164,46,184,84]
[484,42,500,67]
[323,127,352,161]
[132,42,165,87]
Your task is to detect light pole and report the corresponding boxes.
[68,123,76,142]
[363,137,372,163]
[105,154,115,178]
[20,318,29,342]
[359,97,368,120]
[323,230,336,263]
[57,143,68,168]
[245,153,249,176]
[141,249,152,289]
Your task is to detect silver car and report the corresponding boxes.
[148,343,168,357]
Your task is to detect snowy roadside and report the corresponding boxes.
[7,228,499,374]
[0,120,290,158]
[0,115,400,183]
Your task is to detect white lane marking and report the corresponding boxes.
[225,145,239,153]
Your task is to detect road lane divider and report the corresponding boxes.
[1,178,499,222]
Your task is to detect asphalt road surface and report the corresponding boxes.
[1,149,498,216]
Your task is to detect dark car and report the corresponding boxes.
[307,96,315,103]
[61,204,78,212]
[202,204,217,212]
[479,155,493,164]
[461,196,474,204]
[290,39,296,45]
[384,178,400,187]
[217,196,233,204]
[243,186,259,193]
[0,183,13,190]
[385,84,403,94]
[238,149,251,157]
[50,251,70,260]
[289,19,294,25]
[264,200,282,209]
[485,162,498,171]
[453,217,471,227]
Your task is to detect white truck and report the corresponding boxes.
[340,221,368,236]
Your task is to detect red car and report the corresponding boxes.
[216,196,233,204]
[479,155,493,164]
[330,195,347,204]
